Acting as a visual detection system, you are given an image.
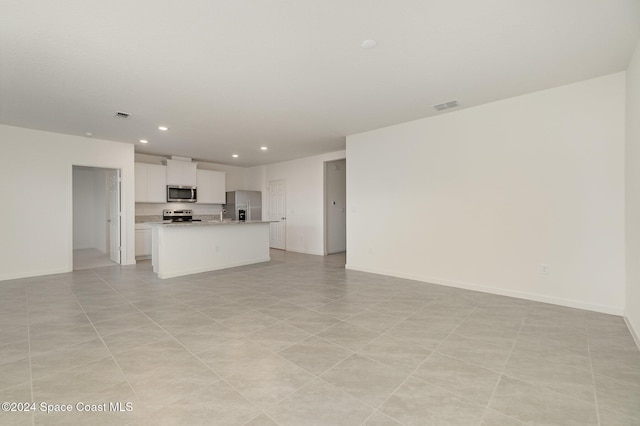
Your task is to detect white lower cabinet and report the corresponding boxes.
[135,225,152,258]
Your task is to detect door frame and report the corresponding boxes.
[70,165,122,269]
[268,179,286,250]
[323,158,347,255]
[108,169,122,264]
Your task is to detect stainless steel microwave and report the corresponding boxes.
[167,185,197,203]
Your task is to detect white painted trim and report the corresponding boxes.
[68,162,74,272]
[345,263,624,315]
[625,316,640,351]
[323,158,347,256]
[323,161,328,256]
[157,257,271,279]
[0,268,72,282]
[286,248,325,256]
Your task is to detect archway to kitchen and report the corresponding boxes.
[72,166,121,270]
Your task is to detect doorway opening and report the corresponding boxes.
[268,179,286,250]
[72,166,121,270]
[324,159,346,256]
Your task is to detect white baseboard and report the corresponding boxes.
[0,267,71,282]
[625,315,640,351]
[284,247,325,256]
[345,263,623,316]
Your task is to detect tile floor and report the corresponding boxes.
[73,249,117,271]
[1,250,639,425]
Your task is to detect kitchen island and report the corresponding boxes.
[149,221,272,279]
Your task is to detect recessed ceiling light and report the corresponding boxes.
[139,139,149,144]
[232,154,239,158]
[361,39,377,49]
[260,146,268,151]
[158,126,168,131]
[84,132,93,137]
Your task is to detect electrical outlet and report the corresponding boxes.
[541,264,549,275]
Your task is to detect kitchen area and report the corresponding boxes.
[135,155,273,278]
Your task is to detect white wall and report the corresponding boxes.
[246,165,266,192]
[347,73,626,314]
[249,150,346,255]
[325,159,347,254]
[0,125,136,281]
[626,39,640,344]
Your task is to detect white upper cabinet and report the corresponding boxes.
[135,163,167,203]
[196,169,226,204]
[166,159,197,186]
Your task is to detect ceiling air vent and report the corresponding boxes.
[433,100,459,112]
[114,111,131,119]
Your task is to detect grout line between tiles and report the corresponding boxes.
[478,309,603,423]
[91,271,287,423]
[24,287,35,426]
[138,266,403,419]
[12,253,637,426]
[357,301,474,425]
[62,272,148,413]
[482,305,527,422]
[586,319,603,426]
[481,407,525,425]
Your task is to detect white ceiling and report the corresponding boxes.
[1,1,639,167]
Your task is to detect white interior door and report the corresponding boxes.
[109,170,121,264]
[269,180,286,250]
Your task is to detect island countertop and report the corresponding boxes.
[149,220,277,227]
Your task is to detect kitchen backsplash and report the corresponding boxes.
[136,214,218,223]
[135,215,163,223]
[136,203,223,217]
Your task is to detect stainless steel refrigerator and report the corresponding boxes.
[224,191,262,221]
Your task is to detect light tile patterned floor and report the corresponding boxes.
[0,250,639,425]
[73,248,117,271]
